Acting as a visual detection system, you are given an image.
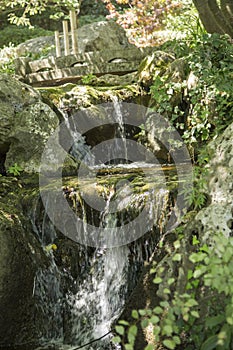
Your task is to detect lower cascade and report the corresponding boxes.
[33,164,174,349]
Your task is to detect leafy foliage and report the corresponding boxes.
[101,0,182,46]
[81,73,98,85]
[7,163,23,176]
[0,25,53,48]
[0,0,81,27]
[150,33,233,151]
[116,232,233,349]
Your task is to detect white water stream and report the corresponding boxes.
[32,97,177,350]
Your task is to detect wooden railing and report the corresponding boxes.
[55,10,79,57]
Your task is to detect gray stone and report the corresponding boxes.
[0,74,59,173]
[0,178,48,347]
[77,21,135,52]
[15,21,135,58]
[194,122,233,241]
[15,35,55,57]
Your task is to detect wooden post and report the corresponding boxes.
[70,10,78,54]
[54,31,61,57]
[62,20,70,56]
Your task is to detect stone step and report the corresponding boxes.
[14,48,151,86]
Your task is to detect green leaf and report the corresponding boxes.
[163,325,173,336]
[226,316,233,326]
[191,310,200,318]
[141,318,149,328]
[200,244,209,253]
[193,266,206,278]
[125,344,134,350]
[139,309,147,316]
[187,270,193,280]
[174,240,181,249]
[185,298,198,307]
[150,315,159,324]
[132,310,139,319]
[163,339,176,349]
[129,325,137,337]
[153,306,163,314]
[115,325,124,336]
[163,288,171,294]
[127,332,135,345]
[200,335,218,350]
[145,345,154,350]
[206,315,225,328]
[112,336,121,344]
[119,320,130,326]
[189,252,207,263]
[172,253,182,262]
[153,277,163,284]
[168,278,175,285]
[192,235,200,245]
[160,301,169,308]
[153,325,161,336]
[218,324,231,347]
[173,335,181,344]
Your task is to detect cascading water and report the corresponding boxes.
[111,95,128,162]
[32,96,185,350]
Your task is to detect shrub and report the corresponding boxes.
[115,232,233,349]
[0,25,53,48]
[150,33,233,152]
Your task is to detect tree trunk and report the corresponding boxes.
[208,0,233,36]
[193,0,233,37]
[221,0,233,24]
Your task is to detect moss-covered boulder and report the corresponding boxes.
[0,74,59,174]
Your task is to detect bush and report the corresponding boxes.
[150,33,233,151]
[115,232,233,349]
[0,25,53,48]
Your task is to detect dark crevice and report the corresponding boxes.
[0,143,10,175]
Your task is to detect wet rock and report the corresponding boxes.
[0,178,49,347]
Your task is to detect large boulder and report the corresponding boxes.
[193,122,233,241]
[15,21,135,57]
[77,20,134,52]
[0,74,59,173]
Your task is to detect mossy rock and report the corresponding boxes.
[138,51,175,88]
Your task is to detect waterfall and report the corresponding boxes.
[67,245,129,348]
[111,95,128,162]
[33,97,188,349]
[62,111,95,166]
[32,178,171,349]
